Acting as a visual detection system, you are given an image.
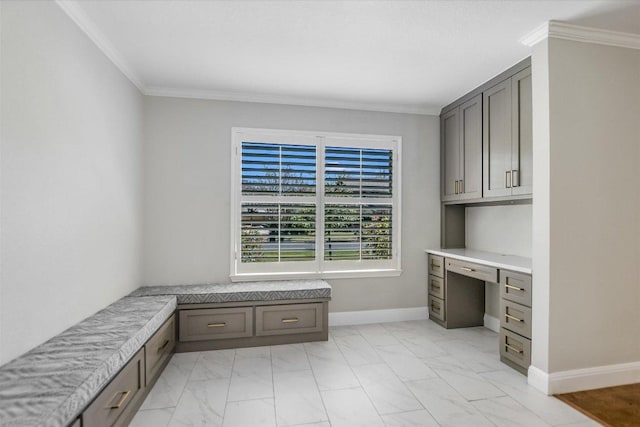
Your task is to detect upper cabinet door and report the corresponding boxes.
[441,108,460,201]
[483,79,513,198]
[459,95,482,200]
[511,67,532,195]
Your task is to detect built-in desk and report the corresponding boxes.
[425,248,532,375]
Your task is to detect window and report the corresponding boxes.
[231,128,401,280]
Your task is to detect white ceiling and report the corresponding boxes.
[59,0,640,114]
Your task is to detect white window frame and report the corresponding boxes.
[230,127,402,281]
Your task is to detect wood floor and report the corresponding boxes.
[556,383,640,427]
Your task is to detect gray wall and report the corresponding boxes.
[0,2,144,364]
[142,97,439,312]
[532,37,640,373]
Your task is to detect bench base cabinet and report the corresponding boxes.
[82,348,146,427]
[176,300,329,352]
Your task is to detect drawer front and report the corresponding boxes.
[145,314,175,384]
[179,307,253,342]
[446,258,498,283]
[83,348,145,427]
[500,300,532,339]
[500,328,531,370]
[500,270,532,307]
[428,275,444,299]
[256,303,323,336]
[428,295,445,322]
[428,254,444,278]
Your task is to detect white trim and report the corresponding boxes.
[54,1,145,91]
[230,268,402,282]
[145,86,439,116]
[521,20,640,50]
[528,361,640,395]
[483,313,500,333]
[329,307,427,326]
[527,365,550,395]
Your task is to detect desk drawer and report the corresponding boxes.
[500,270,532,307]
[428,254,444,278]
[256,303,323,336]
[446,259,498,283]
[179,307,253,342]
[428,275,444,299]
[83,348,145,427]
[428,295,445,322]
[145,314,175,384]
[500,328,531,371]
[500,300,532,339]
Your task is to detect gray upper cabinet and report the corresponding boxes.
[442,108,460,201]
[441,94,482,201]
[483,67,532,198]
[511,68,533,195]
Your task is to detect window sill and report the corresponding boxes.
[230,269,402,282]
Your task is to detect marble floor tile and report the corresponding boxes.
[555,421,602,427]
[433,366,505,401]
[436,339,507,373]
[189,349,235,381]
[273,369,327,426]
[329,325,361,337]
[306,341,359,391]
[380,409,440,427]
[471,395,551,427]
[167,378,229,427]
[222,398,276,427]
[141,354,197,410]
[374,344,438,381]
[355,323,401,346]
[227,349,273,401]
[352,363,423,414]
[321,387,385,427]
[406,378,494,427]
[271,344,310,373]
[130,408,174,427]
[333,334,382,366]
[399,335,449,359]
[289,423,331,427]
[480,369,593,426]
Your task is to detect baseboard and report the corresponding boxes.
[528,361,640,395]
[328,307,428,326]
[483,313,500,333]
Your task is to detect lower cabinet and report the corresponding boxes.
[81,314,176,427]
[256,303,323,336]
[82,348,145,427]
[499,269,533,375]
[500,328,532,375]
[179,307,253,341]
[176,300,329,352]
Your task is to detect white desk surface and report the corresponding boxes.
[425,248,532,275]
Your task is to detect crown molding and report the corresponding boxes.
[55,0,146,91]
[521,20,640,50]
[144,86,440,116]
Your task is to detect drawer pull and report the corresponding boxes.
[505,284,524,291]
[207,322,226,328]
[430,283,441,289]
[430,262,441,269]
[107,390,131,410]
[505,313,524,322]
[157,339,170,353]
[281,317,299,324]
[460,267,475,272]
[504,343,523,354]
[430,303,440,313]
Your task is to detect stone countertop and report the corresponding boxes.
[128,279,332,304]
[0,295,176,427]
[425,248,532,275]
